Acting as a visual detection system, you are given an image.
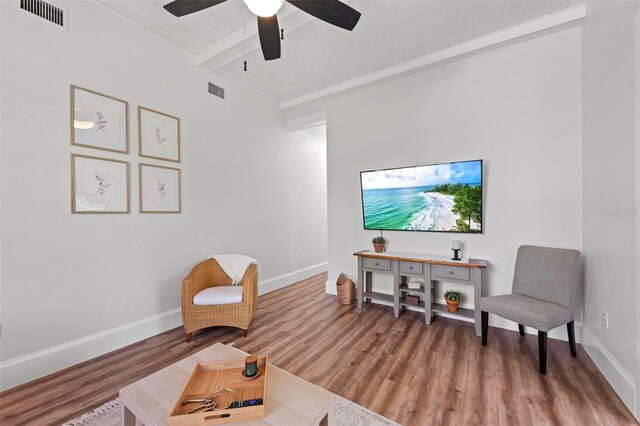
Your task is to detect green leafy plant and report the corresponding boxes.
[451,185,482,232]
[372,236,386,244]
[424,183,482,232]
[444,290,461,302]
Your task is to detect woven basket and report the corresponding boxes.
[336,273,355,305]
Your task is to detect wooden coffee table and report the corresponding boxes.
[119,343,331,425]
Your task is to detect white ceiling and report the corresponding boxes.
[98,0,585,105]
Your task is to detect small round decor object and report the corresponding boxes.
[241,367,261,381]
[244,355,258,377]
[446,300,460,313]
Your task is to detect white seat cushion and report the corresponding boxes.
[193,286,243,305]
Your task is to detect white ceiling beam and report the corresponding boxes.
[195,8,314,71]
[286,111,327,132]
[280,4,586,111]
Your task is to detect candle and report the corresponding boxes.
[245,355,258,377]
[452,240,461,250]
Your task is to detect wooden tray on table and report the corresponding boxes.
[168,356,268,425]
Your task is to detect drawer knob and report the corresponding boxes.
[375,262,379,266]
[409,266,414,270]
[449,270,454,274]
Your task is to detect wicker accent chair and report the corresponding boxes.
[181,258,258,342]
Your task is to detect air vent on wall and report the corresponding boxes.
[20,0,65,28]
[208,82,225,100]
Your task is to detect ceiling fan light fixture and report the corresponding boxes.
[243,0,283,17]
[163,0,361,62]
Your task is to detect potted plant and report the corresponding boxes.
[372,236,386,253]
[444,290,461,312]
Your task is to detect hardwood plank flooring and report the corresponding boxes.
[0,273,636,425]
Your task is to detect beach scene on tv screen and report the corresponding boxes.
[361,160,482,233]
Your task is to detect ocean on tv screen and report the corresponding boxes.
[361,161,482,233]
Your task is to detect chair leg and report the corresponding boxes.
[481,311,488,346]
[242,329,248,337]
[567,321,577,357]
[185,332,192,343]
[538,331,547,375]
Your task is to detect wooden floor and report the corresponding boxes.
[0,273,637,426]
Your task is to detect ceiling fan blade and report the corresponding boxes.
[257,15,281,61]
[163,0,228,17]
[285,0,360,31]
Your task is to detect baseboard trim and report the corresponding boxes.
[0,262,328,391]
[0,307,182,391]
[326,279,337,295]
[259,262,328,296]
[581,328,636,413]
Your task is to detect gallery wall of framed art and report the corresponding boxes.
[69,84,182,214]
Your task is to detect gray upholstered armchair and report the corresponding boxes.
[480,245,581,375]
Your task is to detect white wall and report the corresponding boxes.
[284,5,640,415]
[581,1,640,414]
[286,26,583,340]
[0,1,327,389]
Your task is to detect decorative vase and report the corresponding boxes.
[373,243,384,253]
[446,299,460,312]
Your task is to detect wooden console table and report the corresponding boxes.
[354,250,488,336]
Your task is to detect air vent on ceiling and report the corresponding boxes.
[208,82,225,100]
[20,0,65,28]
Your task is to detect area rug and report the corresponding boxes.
[62,394,399,426]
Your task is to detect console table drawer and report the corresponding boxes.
[363,258,391,271]
[432,265,470,281]
[400,261,423,275]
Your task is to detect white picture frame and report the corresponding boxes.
[71,154,130,214]
[138,106,181,163]
[139,163,181,213]
[70,85,129,153]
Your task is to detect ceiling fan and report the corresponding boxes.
[163,0,361,61]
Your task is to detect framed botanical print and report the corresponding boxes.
[139,163,181,213]
[71,154,130,214]
[138,106,181,163]
[70,85,128,153]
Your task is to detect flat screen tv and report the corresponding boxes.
[360,159,483,233]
